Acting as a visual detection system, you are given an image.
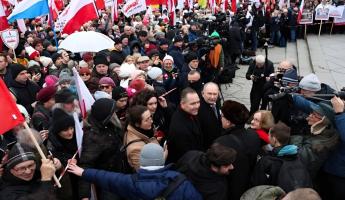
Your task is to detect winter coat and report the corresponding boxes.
[9,80,41,115]
[228,26,244,55]
[167,108,204,163]
[168,46,185,71]
[215,126,261,200]
[324,113,345,178]
[0,68,12,87]
[162,67,180,105]
[245,59,274,88]
[78,115,124,199]
[251,145,312,192]
[198,98,222,149]
[31,103,51,131]
[81,165,203,200]
[176,151,228,200]
[123,125,159,170]
[109,49,125,65]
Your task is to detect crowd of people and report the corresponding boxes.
[0,0,345,200]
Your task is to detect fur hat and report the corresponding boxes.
[6,143,36,170]
[93,54,109,66]
[36,86,57,103]
[119,63,136,78]
[140,143,165,167]
[299,74,321,92]
[10,63,27,79]
[91,98,116,124]
[221,100,250,125]
[51,109,75,135]
[147,67,163,80]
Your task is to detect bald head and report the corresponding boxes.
[202,82,219,105]
[279,60,293,71]
[282,188,321,200]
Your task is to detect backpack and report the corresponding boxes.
[131,173,187,200]
[276,156,313,192]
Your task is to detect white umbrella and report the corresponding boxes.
[59,31,114,53]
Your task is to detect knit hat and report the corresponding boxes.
[55,89,75,103]
[112,86,128,101]
[119,63,136,78]
[299,74,321,92]
[109,63,121,71]
[147,67,163,80]
[45,75,59,87]
[310,102,335,123]
[94,91,112,100]
[10,63,27,79]
[17,104,30,124]
[137,56,150,63]
[25,46,40,60]
[129,79,146,92]
[185,52,198,64]
[281,68,298,86]
[6,143,36,170]
[99,77,115,87]
[40,56,53,68]
[221,100,250,125]
[172,35,184,43]
[27,60,40,68]
[140,143,165,167]
[79,67,91,75]
[51,108,75,135]
[79,60,88,68]
[59,72,73,84]
[210,31,220,38]
[91,98,116,124]
[51,53,62,63]
[36,86,57,103]
[159,38,169,46]
[93,54,109,66]
[163,55,174,63]
[82,52,93,62]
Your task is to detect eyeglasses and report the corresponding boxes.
[13,163,36,174]
[80,73,90,76]
[99,85,112,89]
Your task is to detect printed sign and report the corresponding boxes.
[299,10,314,24]
[122,0,147,18]
[0,29,19,50]
[315,4,330,21]
[329,5,345,18]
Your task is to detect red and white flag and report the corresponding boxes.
[95,0,105,10]
[209,0,216,14]
[297,0,304,23]
[167,0,175,26]
[48,0,59,20]
[0,79,25,135]
[111,0,118,23]
[221,0,229,13]
[72,67,95,119]
[55,0,98,34]
[231,0,236,12]
[0,0,9,31]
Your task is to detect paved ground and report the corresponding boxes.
[220,34,345,109]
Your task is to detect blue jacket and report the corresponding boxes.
[82,165,203,200]
[324,113,345,178]
[168,46,185,71]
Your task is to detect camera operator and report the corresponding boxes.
[246,55,274,116]
[207,31,224,83]
[228,21,245,65]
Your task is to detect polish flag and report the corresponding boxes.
[0,79,25,135]
[54,0,64,10]
[221,0,228,12]
[0,0,9,31]
[231,0,236,12]
[167,0,175,26]
[48,0,59,20]
[297,0,304,24]
[55,0,98,34]
[209,0,216,14]
[111,0,118,23]
[95,0,105,10]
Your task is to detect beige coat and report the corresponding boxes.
[123,125,159,170]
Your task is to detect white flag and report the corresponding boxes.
[122,0,146,18]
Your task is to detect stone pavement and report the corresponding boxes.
[220,34,345,109]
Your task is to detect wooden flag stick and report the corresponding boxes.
[304,24,307,39]
[23,122,62,188]
[330,21,334,36]
[319,20,323,36]
[58,150,79,181]
[159,88,177,98]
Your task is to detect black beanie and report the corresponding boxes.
[185,52,198,64]
[10,64,27,79]
[93,54,109,66]
[51,108,75,135]
[221,100,250,125]
[91,98,116,124]
[6,143,36,170]
[112,86,128,101]
[55,89,75,104]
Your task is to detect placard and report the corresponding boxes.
[299,10,314,24]
[315,4,330,21]
[329,5,345,18]
[0,29,19,50]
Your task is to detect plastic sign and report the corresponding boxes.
[0,29,19,50]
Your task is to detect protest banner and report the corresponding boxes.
[299,9,314,24]
[0,29,19,61]
[329,5,345,18]
[334,7,345,25]
[315,3,330,21]
[122,0,146,18]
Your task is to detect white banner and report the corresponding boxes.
[315,3,330,21]
[122,0,146,18]
[54,3,70,31]
[329,5,345,19]
[0,29,19,50]
[105,0,113,7]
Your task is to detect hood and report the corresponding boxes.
[276,145,298,157]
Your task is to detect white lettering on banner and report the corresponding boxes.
[122,0,146,18]
[0,29,19,50]
[55,4,70,31]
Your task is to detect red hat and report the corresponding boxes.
[82,52,93,62]
[79,67,91,75]
[36,86,57,103]
[129,79,146,91]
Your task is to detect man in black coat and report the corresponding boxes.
[167,87,204,163]
[215,100,261,200]
[198,82,222,149]
[109,37,125,65]
[176,143,237,200]
[228,22,244,64]
[246,55,274,116]
[9,64,41,115]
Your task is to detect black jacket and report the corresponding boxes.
[176,151,228,200]
[31,103,51,131]
[228,26,244,55]
[9,80,41,115]
[167,108,204,163]
[78,115,124,199]
[109,49,125,65]
[198,98,222,149]
[215,126,261,200]
[245,59,274,88]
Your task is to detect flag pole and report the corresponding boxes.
[330,21,334,36]
[12,48,17,63]
[318,20,322,36]
[23,122,62,188]
[48,0,59,49]
[304,24,307,39]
